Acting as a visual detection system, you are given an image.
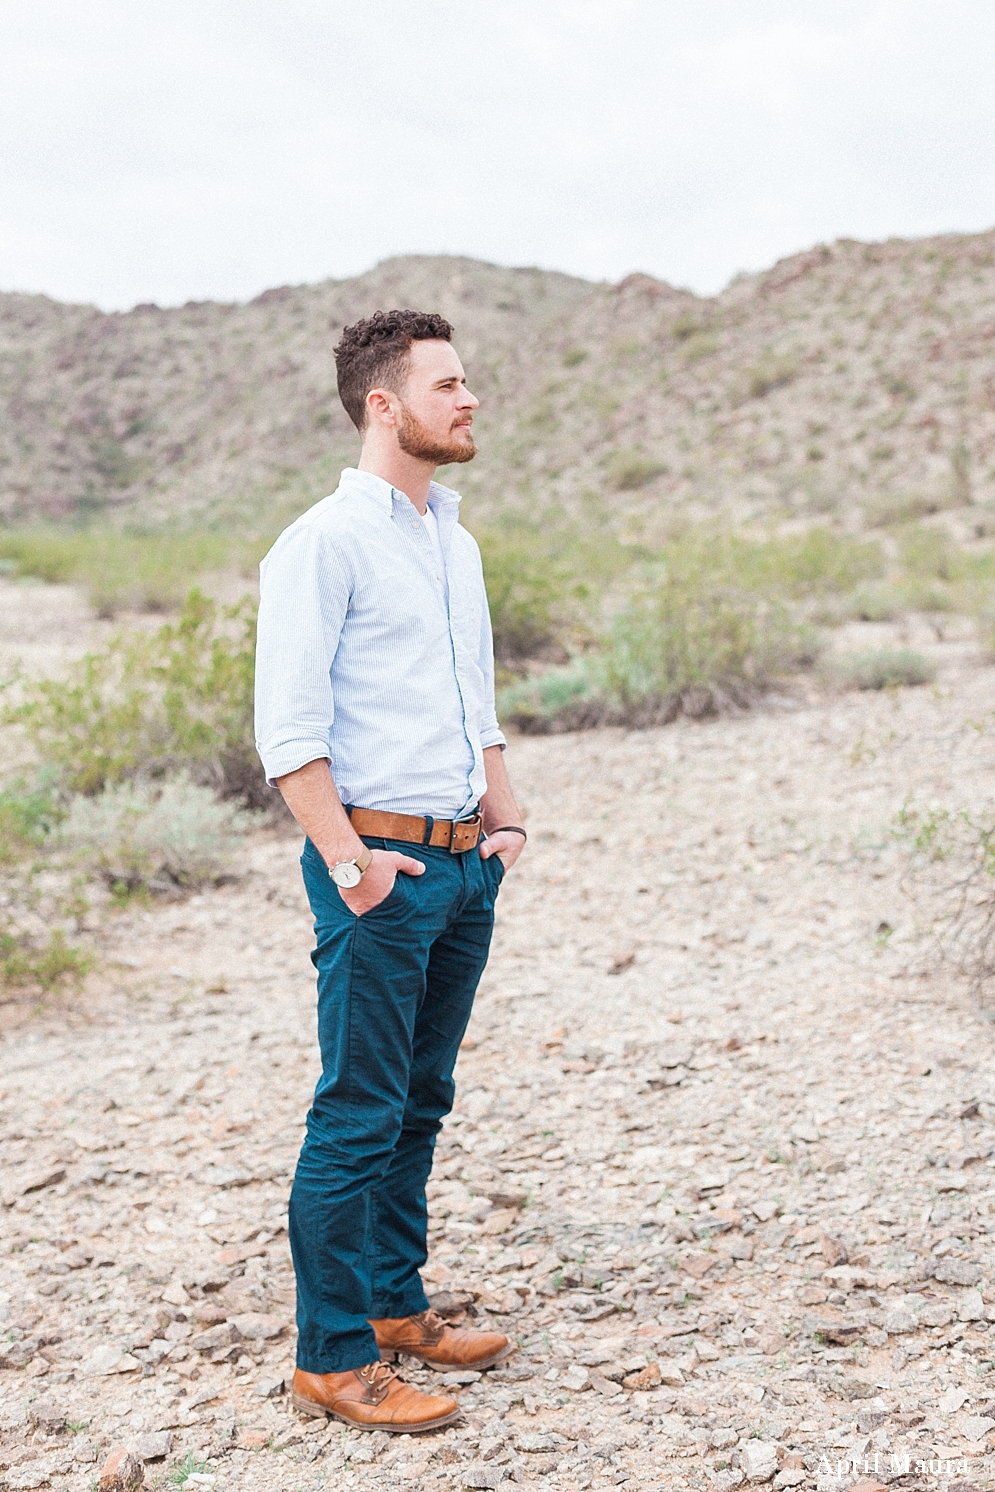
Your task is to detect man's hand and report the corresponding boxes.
[337,846,424,916]
[479,831,526,872]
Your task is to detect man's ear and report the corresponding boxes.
[365,387,398,427]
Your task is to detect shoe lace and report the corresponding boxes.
[358,1361,399,1390]
[417,1308,448,1334]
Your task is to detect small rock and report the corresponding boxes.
[931,1258,983,1287]
[882,1309,917,1334]
[427,1289,476,1317]
[623,1361,661,1390]
[820,1233,848,1267]
[774,1473,806,1489]
[562,1364,590,1391]
[813,1320,863,1346]
[238,1429,270,1449]
[479,1209,519,1236]
[254,1374,286,1398]
[711,1427,738,1449]
[694,1337,721,1362]
[514,1433,561,1452]
[82,1345,142,1377]
[70,1436,99,1464]
[716,1474,745,1492]
[28,1399,66,1433]
[958,1288,985,1321]
[18,1167,67,1197]
[160,1280,189,1307]
[7,1472,50,1491]
[939,1386,970,1415]
[191,1322,242,1354]
[961,1415,995,1441]
[743,1440,779,1483]
[129,1431,172,1461]
[918,1301,953,1327]
[680,1253,715,1279]
[462,1465,504,1490]
[752,1201,779,1223]
[98,1446,145,1492]
[229,1311,285,1341]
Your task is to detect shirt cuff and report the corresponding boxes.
[480,726,508,751]
[257,741,331,788]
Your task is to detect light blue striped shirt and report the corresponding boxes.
[254,468,506,818]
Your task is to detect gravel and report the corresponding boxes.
[4,648,995,1489]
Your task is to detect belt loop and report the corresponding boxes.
[422,815,435,847]
[345,805,354,819]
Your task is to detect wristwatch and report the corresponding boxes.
[329,845,373,888]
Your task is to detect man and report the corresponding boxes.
[254,309,526,1434]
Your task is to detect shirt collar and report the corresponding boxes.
[339,467,462,516]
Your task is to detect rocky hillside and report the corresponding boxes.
[2,230,994,538]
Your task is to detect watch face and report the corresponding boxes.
[331,861,363,889]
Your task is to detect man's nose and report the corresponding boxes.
[458,386,479,410]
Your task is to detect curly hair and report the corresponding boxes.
[333,309,454,432]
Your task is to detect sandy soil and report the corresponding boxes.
[3,593,995,1492]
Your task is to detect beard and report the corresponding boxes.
[396,404,477,465]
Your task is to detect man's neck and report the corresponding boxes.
[357,446,435,515]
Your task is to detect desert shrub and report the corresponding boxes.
[844,582,904,622]
[830,648,936,690]
[603,571,813,707]
[607,452,668,491]
[0,528,234,615]
[1,930,92,997]
[6,589,263,805]
[474,529,573,662]
[499,540,818,733]
[897,524,957,582]
[739,356,798,401]
[0,777,63,866]
[740,529,883,597]
[897,803,995,996]
[57,776,254,894]
[864,492,947,527]
[0,777,91,998]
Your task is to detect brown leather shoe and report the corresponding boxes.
[292,1362,459,1433]
[371,1308,514,1372]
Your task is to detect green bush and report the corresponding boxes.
[1,930,92,996]
[740,356,798,400]
[0,776,91,998]
[897,524,957,582]
[0,528,235,615]
[844,582,904,622]
[57,776,254,894]
[831,648,937,690]
[6,589,263,805]
[0,776,63,866]
[499,537,820,733]
[607,451,668,491]
[474,526,590,662]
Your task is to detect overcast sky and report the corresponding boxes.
[2,0,994,310]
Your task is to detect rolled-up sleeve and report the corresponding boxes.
[477,582,507,753]
[254,522,350,785]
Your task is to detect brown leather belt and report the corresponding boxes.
[348,806,483,854]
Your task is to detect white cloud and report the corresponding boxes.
[0,0,992,307]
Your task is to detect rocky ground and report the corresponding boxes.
[5,626,995,1492]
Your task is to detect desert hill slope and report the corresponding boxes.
[2,230,994,536]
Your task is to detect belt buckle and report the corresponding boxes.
[449,814,481,854]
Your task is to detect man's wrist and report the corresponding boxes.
[328,843,373,888]
[320,837,368,871]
